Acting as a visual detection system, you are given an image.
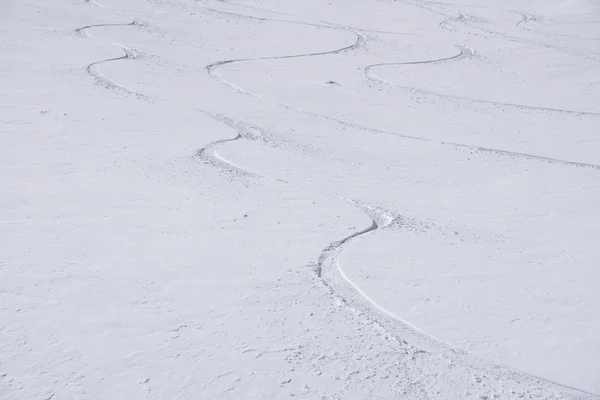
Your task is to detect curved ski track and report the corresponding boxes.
[76,17,149,100]
[365,46,600,120]
[204,22,366,96]
[364,43,474,74]
[513,9,600,41]
[201,2,600,171]
[402,0,600,61]
[195,111,285,180]
[441,8,600,62]
[312,196,455,353]
[514,10,538,30]
[365,44,600,118]
[311,196,598,398]
[439,13,465,32]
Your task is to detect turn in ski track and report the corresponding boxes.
[6,0,599,397]
[75,13,148,99]
[366,47,600,118]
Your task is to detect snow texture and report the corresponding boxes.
[1,0,599,398]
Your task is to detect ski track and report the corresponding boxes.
[439,13,465,32]
[439,7,600,62]
[224,0,293,17]
[366,51,600,118]
[201,0,419,36]
[195,111,285,180]
[312,197,448,354]
[512,9,600,41]
[420,0,600,60]
[197,2,600,396]
[514,10,537,30]
[312,197,599,398]
[71,1,600,396]
[76,14,149,100]
[202,1,600,171]
[364,43,474,71]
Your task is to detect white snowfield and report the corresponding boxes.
[1,0,599,398]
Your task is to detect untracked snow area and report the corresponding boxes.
[1,0,599,398]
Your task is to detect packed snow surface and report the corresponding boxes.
[1,0,600,398]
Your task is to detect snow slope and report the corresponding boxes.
[1,0,599,398]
